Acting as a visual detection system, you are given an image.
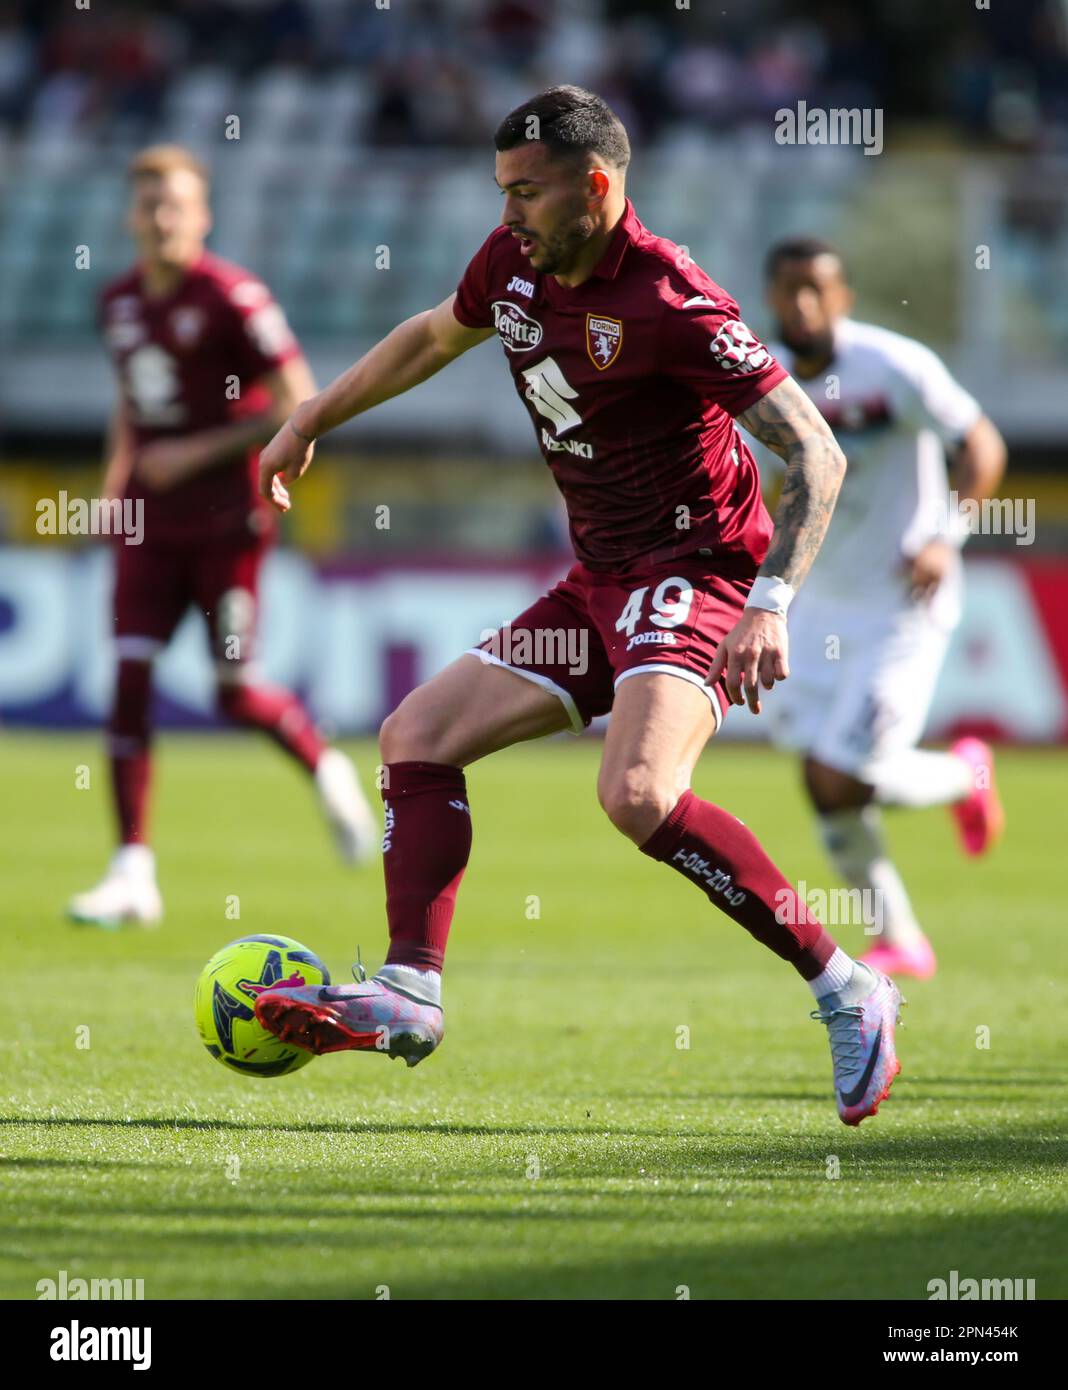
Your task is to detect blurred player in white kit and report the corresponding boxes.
[760,238,1008,979]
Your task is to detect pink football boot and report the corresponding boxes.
[949,737,1005,856]
[859,937,937,981]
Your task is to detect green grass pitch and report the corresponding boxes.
[2,732,1065,1300]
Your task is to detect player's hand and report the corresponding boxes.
[902,538,955,602]
[135,439,207,491]
[706,607,789,715]
[258,417,315,513]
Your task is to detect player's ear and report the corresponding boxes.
[587,168,610,205]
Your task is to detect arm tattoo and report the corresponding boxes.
[735,377,846,590]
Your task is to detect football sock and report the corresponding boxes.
[812,956,875,1006]
[108,658,153,845]
[375,963,442,1007]
[640,790,838,981]
[216,680,325,773]
[111,843,156,881]
[809,947,857,1001]
[380,761,471,972]
[869,749,972,809]
[818,806,926,949]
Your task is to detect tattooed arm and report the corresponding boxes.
[706,377,846,713]
[737,376,847,588]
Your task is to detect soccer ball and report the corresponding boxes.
[194,934,330,1077]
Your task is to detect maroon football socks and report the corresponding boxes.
[377,766,836,982]
[380,762,472,972]
[216,681,325,773]
[640,790,837,980]
[108,659,153,843]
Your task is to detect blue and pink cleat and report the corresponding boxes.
[812,963,903,1125]
[255,977,444,1067]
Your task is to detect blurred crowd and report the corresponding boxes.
[0,0,1065,151]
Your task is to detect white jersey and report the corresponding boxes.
[766,318,981,619]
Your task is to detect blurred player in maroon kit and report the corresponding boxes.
[253,90,903,1125]
[68,145,376,927]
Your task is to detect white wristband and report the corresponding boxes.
[746,575,795,617]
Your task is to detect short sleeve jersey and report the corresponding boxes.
[99,251,302,543]
[454,199,787,574]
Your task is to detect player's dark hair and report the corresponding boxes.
[764,237,847,282]
[494,86,631,172]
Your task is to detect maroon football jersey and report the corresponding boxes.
[99,251,301,543]
[454,199,786,573]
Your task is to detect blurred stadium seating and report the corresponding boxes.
[2,0,1068,444]
[1,0,1067,734]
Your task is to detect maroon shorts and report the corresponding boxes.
[469,555,753,732]
[111,534,269,665]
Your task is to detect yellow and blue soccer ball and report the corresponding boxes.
[194,934,330,1077]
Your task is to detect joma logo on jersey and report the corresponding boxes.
[506,275,535,297]
[586,314,622,369]
[492,300,543,351]
[626,630,677,650]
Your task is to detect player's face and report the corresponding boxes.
[766,254,853,358]
[127,170,211,269]
[495,144,600,277]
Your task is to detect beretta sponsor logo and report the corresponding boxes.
[492,300,543,352]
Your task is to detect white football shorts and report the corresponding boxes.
[765,592,957,779]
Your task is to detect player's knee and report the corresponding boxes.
[803,756,872,813]
[380,697,448,765]
[598,768,676,843]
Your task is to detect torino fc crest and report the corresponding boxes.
[586,314,622,370]
[170,307,206,347]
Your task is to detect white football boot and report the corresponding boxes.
[67,844,163,928]
[811,962,903,1125]
[314,748,379,866]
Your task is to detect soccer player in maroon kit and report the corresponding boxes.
[68,145,377,928]
[254,89,902,1124]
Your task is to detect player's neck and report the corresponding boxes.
[139,253,200,300]
[788,323,839,379]
[790,347,835,380]
[552,196,627,289]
